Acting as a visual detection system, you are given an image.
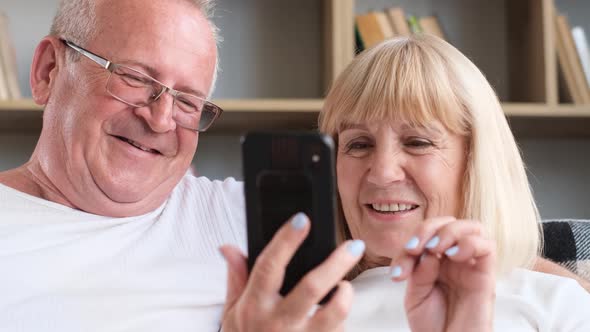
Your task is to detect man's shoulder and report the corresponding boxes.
[177,173,244,198]
[168,174,245,213]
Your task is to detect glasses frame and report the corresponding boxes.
[61,39,222,132]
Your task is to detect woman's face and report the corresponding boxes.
[336,121,468,267]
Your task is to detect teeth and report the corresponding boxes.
[125,138,155,153]
[371,203,415,212]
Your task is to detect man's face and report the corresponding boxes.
[39,0,217,216]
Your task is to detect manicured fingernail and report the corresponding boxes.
[347,239,366,257]
[445,245,459,256]
[419,253,427,263]
[390,265,402,278]
[405,236,419,249]
[291,212,308,230]
[425,236,440,249]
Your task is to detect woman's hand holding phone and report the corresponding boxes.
[219,213,365,332]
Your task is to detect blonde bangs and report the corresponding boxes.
[320,36,470,138]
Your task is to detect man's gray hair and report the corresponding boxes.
[49,0,220,96]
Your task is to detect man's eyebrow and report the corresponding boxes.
[118,60,207,98]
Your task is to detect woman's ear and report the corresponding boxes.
[30,36,65,105]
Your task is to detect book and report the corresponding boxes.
[0,13,10,100]
[386,7,411,36]
[555,13,590,104]
[0,47,8,100]
[407,15,422,34]
[419,16,446,41]
[571,26,590,90]
[0,12,21,100]
[355,11,394,50]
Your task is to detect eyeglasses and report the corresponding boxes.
[62,39,222,132]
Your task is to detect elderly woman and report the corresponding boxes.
[220,35,589,332]
[318,34,590,331]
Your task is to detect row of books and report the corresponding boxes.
[555,10,590,104]
[355,6,590,105]
[355,7,446,53]
[0,12,21,100]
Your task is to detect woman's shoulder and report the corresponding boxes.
[498,267,587,294]
[495,268,590,330]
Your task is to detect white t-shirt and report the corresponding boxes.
[0,175,246,332]
[347,266,590,331]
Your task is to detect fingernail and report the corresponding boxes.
[425,236,440,249]
[445,245,459,257]
[290,212,308,230]
[347,239,366,257]
[390,265,402,278]
[405,236,419,250]
[419,253,427,263]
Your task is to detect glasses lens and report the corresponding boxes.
[173,94,220,131]
[107,66,157,106]
[106,65,222,132]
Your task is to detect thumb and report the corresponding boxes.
[404,254,440,311]
[219,245,249,315]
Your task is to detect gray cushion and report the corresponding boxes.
[542,219,590,281]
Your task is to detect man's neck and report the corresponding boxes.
[0,163,75,208]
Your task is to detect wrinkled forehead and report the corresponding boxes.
[91,0,217,93]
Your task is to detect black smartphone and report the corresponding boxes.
[242,131,338,300]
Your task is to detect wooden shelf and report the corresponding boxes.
[0,99,324,135]
[504,103,590,138]
[1,99,589,137]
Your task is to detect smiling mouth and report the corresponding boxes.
[368,203,419,214]
[114,135,161,155]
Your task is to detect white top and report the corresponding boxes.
[0,175,246,332]
[347,266,590,331]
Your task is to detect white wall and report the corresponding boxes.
[0,0,589,220]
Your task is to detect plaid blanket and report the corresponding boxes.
[542,219,590,281]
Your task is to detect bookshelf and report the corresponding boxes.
[2,99,590,138]
[1,0,589,137]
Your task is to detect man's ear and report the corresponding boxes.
[30,36,65,106]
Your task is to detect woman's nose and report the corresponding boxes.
[366,145,406,186]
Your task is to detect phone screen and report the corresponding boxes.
[242,132,337,300]
[258,170,314,246]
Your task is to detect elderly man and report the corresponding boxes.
[0,0,364,331]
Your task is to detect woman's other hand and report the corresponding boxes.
[391,217,496,332]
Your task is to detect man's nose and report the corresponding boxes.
[134,93,177,133]
[366,145,406,186]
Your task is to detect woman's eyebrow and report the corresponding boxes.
[339,123,368,131]
[401,123,445,136]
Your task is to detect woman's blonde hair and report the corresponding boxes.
[319,34,541,275]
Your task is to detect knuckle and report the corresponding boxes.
[252,255,279,280]
[330,297,351,319]
[299,276,325,298]
[265,321,284,332]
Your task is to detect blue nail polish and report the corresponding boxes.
[290,212,308,230]
[390,265,402,278]
[405,236,419,249]
[425,236,440,249]
[445,245,459,256]
[347,240,365,257]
